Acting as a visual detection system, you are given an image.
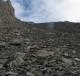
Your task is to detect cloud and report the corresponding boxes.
[11,0,80,23]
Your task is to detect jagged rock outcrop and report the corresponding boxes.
[0,0,15,24]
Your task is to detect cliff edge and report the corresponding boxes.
[0,0,15,23]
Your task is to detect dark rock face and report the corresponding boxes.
[0,0,80,76]
[33,21,80,32]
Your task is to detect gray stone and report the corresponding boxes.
[0,64,3,68]
[6,71,18,75]
[26,72,34,76]
[9,39,23,46]
[36,49,54,57]
[0,42,6,47]
[62,57,73,66]
[74,58,80,61]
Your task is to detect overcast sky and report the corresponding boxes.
[10,0,80,23]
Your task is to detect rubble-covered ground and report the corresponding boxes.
[0,24,80,76]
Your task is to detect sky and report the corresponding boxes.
[9,0,80,23]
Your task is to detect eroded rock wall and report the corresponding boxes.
[0,0,15,24]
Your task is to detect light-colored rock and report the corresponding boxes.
[62,57,72,65]
[64,53,69,57]
[74,58,80,61]
[0,64,3,68]
[13,52,25,65]
[6,71,18,75]
[72,50,76,54]
[26,72,34,76]
[6,52,26,68]
[0,42,6,46]
[11,39,23,43]
[37,50,54,57]
[16,52,25,58]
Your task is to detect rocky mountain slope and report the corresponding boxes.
[0,0,80,76]
[33,21,80,32]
